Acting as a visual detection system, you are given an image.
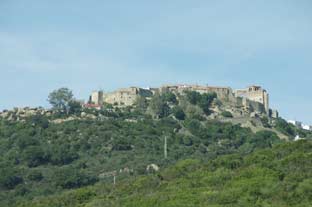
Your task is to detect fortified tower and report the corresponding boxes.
[234,86,269,114]
[90,91,103,105]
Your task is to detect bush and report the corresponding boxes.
[28,115,49,129]
[112,137,132,151]
[275,118,296,136]
[172,106,185,120]
[251,130,281,148]
[260,116,271,128]
[27,170,43,181]
[23,146,50,167]
[162,92,177,104]
[54,167,97,189]
[68,100,82,115]
[185,91,216,115]
[221,111,233,118]
[50,145,79,165]
[149,94,170,118]
[0,167,23,190]
[198,92,217,115]
[185,91,201,105]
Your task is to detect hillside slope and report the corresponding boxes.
[0,90,311,206]
[13,140,312,207]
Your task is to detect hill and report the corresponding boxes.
[9,140,312,207]
[0,88,311,206]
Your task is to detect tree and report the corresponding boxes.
[135,96,148,110]
[275,118,296,136]
[23,146,50,167]
[221,111,233,118]
[162,92,178,104]
[0,166,23,190]
[251,131,280,149]
[27,170,43,181]
[185,91,201,105]
[50,144,79,165]
[172,106,185,120]
[149,93,170,118]
[29,114,49,128]
[185,91,217,115]
[198,92,217,115]
[68,100,82,115]
[54,167,97,189]
[48,88,74,114]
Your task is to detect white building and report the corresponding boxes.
[288,120,312,131]
[287,120,302,128]
[302,124,310,131]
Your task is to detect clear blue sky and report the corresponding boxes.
[0,0,311,124]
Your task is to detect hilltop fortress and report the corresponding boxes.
[89,84,277,118]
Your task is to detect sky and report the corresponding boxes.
[0,0,312,124]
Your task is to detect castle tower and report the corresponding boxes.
[234,86,270,114]
[90,91,103,105]
[263,90,269,114]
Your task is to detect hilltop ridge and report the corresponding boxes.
[89,84,273,115]
[0,84,310,140]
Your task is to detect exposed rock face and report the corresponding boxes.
[146,164,160,173]
[0,107,52,121]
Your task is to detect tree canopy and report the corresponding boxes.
[48,88,74,113]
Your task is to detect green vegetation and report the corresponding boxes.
[274,118,312,139]
[172,106,185,120]
[275,118,296,137]
[8,140,312,207]
[221,111,233,118]
[48,88,74,113]
[260,116,271,128]
[185,91,217,115]
[0,108,284,206]
[0,88,311,206]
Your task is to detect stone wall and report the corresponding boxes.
[91,87,153,106]
[234,86,269,114]
[89,84,271,114]
[160,84,236,101]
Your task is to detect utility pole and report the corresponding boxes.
[164,135,167,159]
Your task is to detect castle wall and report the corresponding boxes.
[102,87,153,106]
[89,85,270,114]
[160,84,235,101]
[234,86,269,114]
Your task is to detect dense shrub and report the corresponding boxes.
[275,118,296,136]
[185,91,216,115]
[54,167,97,189]
[221,111,233,118]
[172,106,185,120]
[27,170,43,181]
[0,167,23,190]
[23,146,50,167]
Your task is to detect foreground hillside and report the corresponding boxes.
[0,89,311,206]
[0,112,283,206]
[13,140,312,207]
